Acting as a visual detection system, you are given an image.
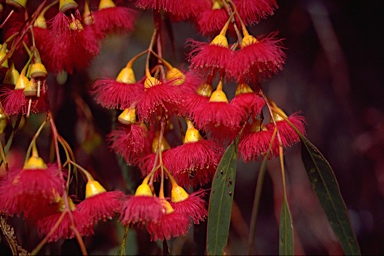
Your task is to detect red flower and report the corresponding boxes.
[195,5,230,36]
[188,39,233,78]
[166,139,222,187]
[238,121,274,162]
[135,77,182,122]
[77,190,124,225]
[0,163,64,222]
[46,11,100,74]
[37,209,94,242]
[146,200,190,241]
[120,195,164,226]
[230,84,265,119]
[109,123,152,165]
[92,78,140,109]
[171,189,208,224]
[234,0,278,26]
[229,32,285,82]
[180,82,212,119]
[135,0,209,21]
[92,4,136,38]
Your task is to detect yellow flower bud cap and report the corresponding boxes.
[3,63,19,86]
[196,83,213,97]
[23,79,38,97]
[209,81,228,103]
[212,0,223,10]
[99,0,116,10]
[166,68,186,86]
[34,15,47,29]
[0,108,9,134]
[235,83,254,96]
[24,156,47,170]
[0,44,9,68]
[144,76,161,89]
[210,34,229,48]
[30,62,48,79]
[5,0,27,9]
[118,107,136,125]
[14,72,29,90]
[58,196,76,212]
[135,183,153,196]
[250,119,267,132]
[161,199,175,214]
[69,19,84,31]
[241,34,258,48]
[171,185,189,203]
[116,67,136,84]
[152,132,171,153]
[85,180,107,198]
[59,0,78,13]
[184,120,202,143]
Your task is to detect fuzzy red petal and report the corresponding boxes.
[92,6,137,37]
[146,208,190,241]
[108,124,152,165]
[230,32,285,82]
[120,195,164,226]
[37,210,94,242]
[171,190,208,224]
[234,0,277,26]
[195,8,229,36]
[34,27,53,58]
[230,92,265,119]
[77,191,124,224]
[0,88,48,116]
[188,40,233,77]
[92,78,140,109]
[181,92,210,119]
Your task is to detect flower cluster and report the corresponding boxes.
[0,0,306,251]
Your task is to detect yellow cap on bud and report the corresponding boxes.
[3,63,19,86]
[59,0,78,12]
[161,199,175,214]
[251,119,267,133]
[152,132,171,153]
[34,14,47,29]
[118,107,136,125]
[99,0,115,9]
[135,183,153,196]
[184,120,202,143]
[166,68,186,86]
[58,196,76,212]
[196,82,213,97]
[235,83,254,96]
[69,19,84,31]
[14,72,29,90]
[171,185,189,203]
[144,76,161,89]
[0,108,9,134]
[116,67,136,84]
[5,0,27,9]
[210,34,228,48]
[23,79,38,97]
[212,0,223,10]
[24,155,47,169]
[209,81,228,103]
[0,44,9,68]
[30,62,48,79]
[241,34,258,48]
[85,180,107,198]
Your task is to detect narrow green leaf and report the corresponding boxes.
[279,197,294,255]
[206,138,239,255]
[300,136,361,255]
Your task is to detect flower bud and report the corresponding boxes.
[171,185,189,203]
[241,35,258,48]
[196,83,213,97]
[85,180,107,198]
[59,0,78,13]
[5,0,27,9]
[3,62,19,86]
[14,72,29,90]
[24,155,47,170]
[0,108,9,134]
[210,34,228,47]
[184,120,202,143]
[30,62,48,79]
[118,107,136,125]
[144,76,161,89]
[116,67,136,84]
[166,68,186,86]
[23,79,38,97]
[235,83,254,96]
[135,183,153,196]
[161,199,175,214]
[99,0,115,10]
[0,44,9,68]
[209,81,228,103]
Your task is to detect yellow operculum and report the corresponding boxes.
[3,63,19,85]
[85,180,107,198]
[34,14,47,29]
[144,75,161,89]
[99,0,115,9]
[272,108,287,122]
[184,120,202,143]
[116,67,136,84]
[0,108,9,134]
[152,132,171,153]
[251,119,267,132]
[30,62,48,79]
[209,81,228,103]
[118,107,136,125]
[14,72,29,90]
[161,199,175,214]
[196,82,213,97]
[24,155,47,169]
[235,83,254,96]
[135,183,153,196]
[59,0,78,12]
[212,0,223,10]
[166,68,186,86]
[0,44,9,68]
[58,196,76,212]
[69,19,84,31]
[210,34,228,48]
[241,34,258,48]
[23,79,37,97]
[171,185,189,203]
[5,0,27,9]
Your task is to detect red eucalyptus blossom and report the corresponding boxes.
[230,83,265,119]
[234,0,278,26]
[92,0,137,38]
[181,81,212,119]
[146,199,190,241]
[229,31,285,82]
[46,10,100,74]
[0,157,64,222]
[120,183,164,226]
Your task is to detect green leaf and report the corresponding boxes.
[206,138,239,255]
[279,197,294,255]
[300,136,361,255]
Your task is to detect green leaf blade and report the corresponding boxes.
[300,136,360,255]
[206,139,238,256]
[279,197,294,255]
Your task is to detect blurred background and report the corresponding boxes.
[1,0,384,255]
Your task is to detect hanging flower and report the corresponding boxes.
[230,83,265,120]
[146,199,190,241]
[194,0,231,36]
[234,0,278,26]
